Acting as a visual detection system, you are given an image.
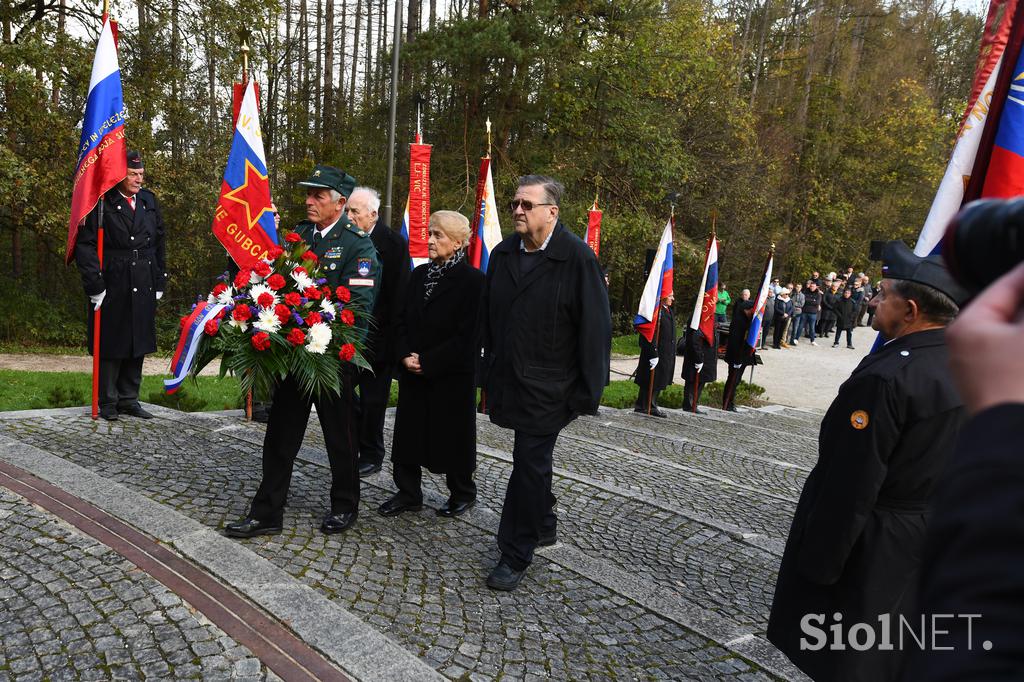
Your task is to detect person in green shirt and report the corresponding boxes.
[716,286,731,325]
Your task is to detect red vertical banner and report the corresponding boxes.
[467,157,489,267]
[585,204,602,256]
[407,141,432,261]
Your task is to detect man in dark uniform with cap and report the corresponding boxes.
[721,291,755,412]
[74,150,167,421]
[633,293,676,417]
[225,164,380,538]
[680,325,717,413]
[768,240,969,681]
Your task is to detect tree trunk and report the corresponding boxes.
[51,0,65,107]
[315,0,323,142]
[349,0,362,116]
[364,0,372,107]
[324,0,335,143]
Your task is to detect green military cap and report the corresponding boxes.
[297,164,357,198]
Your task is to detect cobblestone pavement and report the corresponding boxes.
[0,402,820,680]
[0,487,274,681]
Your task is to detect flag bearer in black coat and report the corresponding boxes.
[74,150,167,421]
[767,240,969,682]
[345,187,411,478]
[225,164,379,539]
[379,211,484,518]
[722,292,755,412]
[633,294,676,417]
[479,175,611,591]
[680,326,717,413]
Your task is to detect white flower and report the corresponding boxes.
[291,268,315,291]
[227,319,249,332]
[206,285,234,306]
[306,322,331,354]
[253,308,281,333]
[250,283,278,308]
[319,299,337,319]
[249,270,263,285]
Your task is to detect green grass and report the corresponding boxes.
[0,370,243,412]
[0,343,88,356]
[611,327,686,357]
[600,379,766,409]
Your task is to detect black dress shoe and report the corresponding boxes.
[224,517,282,538]
[486,561,527,591]
[358,461,382,477]
[119,404,154,419]
[99,409,119,421]
[321,511,358,534]
[436,499,475,517]
[377,495,423,517]
[538,529,557,547]
[650,406,667,418]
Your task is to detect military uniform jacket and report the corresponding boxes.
[479,223,611,436]
[75,188,167,359]
[295,220,379,333]
[767,327,965,681]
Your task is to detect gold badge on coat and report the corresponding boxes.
[850,410,869,430]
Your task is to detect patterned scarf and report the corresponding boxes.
[423,248,465,301]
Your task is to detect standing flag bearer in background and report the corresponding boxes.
[681,228,719,412]
[745,247,774,353]
[467,119,503,272]
[632,215,674,416]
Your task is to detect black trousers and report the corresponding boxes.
[249,372,358,523]
[356,363,394,467]
[832,328,853,346]
[392,460,476,505]
[722,364,744,410]
[772,317,787,348]
[497,430,559,571]
[682,379,706,411]
[99,356,144,411]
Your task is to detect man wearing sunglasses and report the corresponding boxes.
[478,174,611,591]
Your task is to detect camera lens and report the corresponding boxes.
[945,199,1024,294]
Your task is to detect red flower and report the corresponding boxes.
[338,343,356,362]
[204,319,219,336]
[274,304,291,325]
[267,273,286,291]
[251,331,271,351]
[340,309,355,326]
[320,285,332,299]
[212,283,228,298]
[303,286,321,301]
[286,328,306,346]
[292,266,308,277]
[215,308,227,320]
[285,232,302,243]
[302,250,318,262]
[335,286,351,303]
[253,261,272,277]
[284,292,302,307]
[268,245,284,260]
[304,311,322,326]
[232,306,252,322]
[179,315,189,328]
[257,292,275,308]
[234,269,251,289]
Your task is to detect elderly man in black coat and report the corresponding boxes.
[721,292,754,412]
[767,241,968,681]
[345,187,412,478]
[74,150,167,421]
[633,294,675,417]
[379,210,484,518]
[479,174,611,591]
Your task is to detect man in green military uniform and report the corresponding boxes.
[225,165,380,538]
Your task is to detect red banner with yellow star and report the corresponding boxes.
[212,79,277,269]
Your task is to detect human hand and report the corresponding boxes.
[649,357,659,370]
[947,261,1024,415]
[155,291,163,300]
[403,353,423,375]
[89,290,106,310]
[695,363,704,372]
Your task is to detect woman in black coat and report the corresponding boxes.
[379,211,485,518]
[820,282,840,338]
[832,288,858,349]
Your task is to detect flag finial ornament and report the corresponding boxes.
[486,118,492,158]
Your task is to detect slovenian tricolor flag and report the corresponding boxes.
[746,252,774,352]
[65,15,127,264]
[634,218,674,342]
[689,236,719,346]
[467,157,502,272]
[212,79,278,269]
[164,302,227,394]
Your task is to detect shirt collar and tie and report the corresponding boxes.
[313,219,340,249]
[119,192,137,210]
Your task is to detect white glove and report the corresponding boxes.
[695,363,704,372]
[155,291,164,300]
[648,357,659,370]
[89,290,106,310]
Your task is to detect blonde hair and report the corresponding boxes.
[430,210,471,246]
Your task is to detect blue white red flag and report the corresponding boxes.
[400,196,429,269]
[65,15,127,264]
[746,252,774,351]
[634,218,674,342]
[689,237,719,345]
[212,79,277,269]
[467,157,502,272]
[164,302,227,394]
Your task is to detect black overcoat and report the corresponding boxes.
[479,223,611,436]
[634,306,676,394]
[724,300,755,366]
[680,327,717,384]
[366,220,410,367]
[391,260,484,474]
[75,188,167,359]
[835,295,859,331]
[821,290,839,323]
[767,328,965,681]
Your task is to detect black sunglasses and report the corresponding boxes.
[509,199,554,212]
